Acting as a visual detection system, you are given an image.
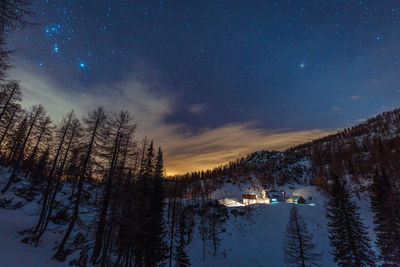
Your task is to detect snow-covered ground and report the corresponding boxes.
[0,168,377,267]
[189,182,377,267]
[0,202,67,266]
[0,168,68,266]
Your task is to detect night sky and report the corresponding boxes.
[6,0,400,174]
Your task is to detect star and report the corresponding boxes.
[7,0,400,165]
[53,43,59,53]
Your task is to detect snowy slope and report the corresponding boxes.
[0,169,68,267]
[0,168,377,267]
[187,183,377,267]
[0,203,67,266]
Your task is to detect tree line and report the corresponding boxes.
[0,79,232,267]
[283,170,400,267]
[0,2,232,266]
[2,2,400,266]
[0,81,171,265]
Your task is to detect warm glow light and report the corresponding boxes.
[11,64,333,177]
[163,127,333,175]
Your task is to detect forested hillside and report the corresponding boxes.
[165,108,400,266]
[0,89,168,265]
[289,109,400,184]
[1,1,400,266]
[2,87,400,266]
[172,108,400,193]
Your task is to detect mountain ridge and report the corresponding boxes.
[171,107,400,195]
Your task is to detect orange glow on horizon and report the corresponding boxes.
[162,127,333,176]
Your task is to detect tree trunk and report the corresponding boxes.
[34,123,76,246]
[54,169,85,261]
[0,106,16,149]
[0,83,16,122]
[169,196,176,267]
[1,107,41,193]
[32,114,72,235]
[92,120,124,263]
[54,112,101,260]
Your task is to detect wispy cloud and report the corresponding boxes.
[9,63,333,175]
[162,125,331,175]
[9,63,174,133]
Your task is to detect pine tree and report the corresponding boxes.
[0,0,33,33]
[174,210,191,267]
[23,114,51,179]
[284,205,321,267]
[168,188,178,267]
[55,107,106,261]
[207,201,228,257]
[2,104,45,193]
[129,139,150,266]
[1,115,27,192]
[91,110,133,264]
[326,176,375,267]
[30,111,76,243]
[370,169,400,265]
[0,103,20,149]
[26,115,51,165]
[115,170,138,266]
[30,147,50,186]
[33,115,81,247]
[4,115,27,163]
[0,81,22,123]
[144,145,167,266]
[0,1,33,79]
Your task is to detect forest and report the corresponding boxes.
[1,1,400,267]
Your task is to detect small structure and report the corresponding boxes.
[242,194,257,205]
[263,189,285,204]
[287,196,306,204]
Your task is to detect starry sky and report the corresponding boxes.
[6,0,400,174]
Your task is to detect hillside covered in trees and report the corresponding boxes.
[171,108,400,195]
[1,1,400,266]
[2,61,400,267]
[163,108,400,266]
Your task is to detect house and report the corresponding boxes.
[262,189,285,204]
[287,196,306,204]
[242,194,257,205]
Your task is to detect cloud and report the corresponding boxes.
[9,63,333,175]
[9,63,174,135]
[163,125,331,175]
[188,103,206,114]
